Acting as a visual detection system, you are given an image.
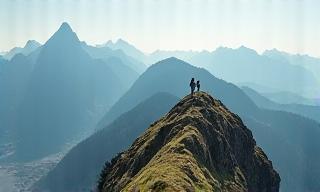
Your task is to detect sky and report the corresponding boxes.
[0,0,319,57]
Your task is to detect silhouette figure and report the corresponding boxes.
[196,80,200,91]
[190,78,196,95]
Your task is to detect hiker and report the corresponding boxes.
[196,80,200,91]
[189,78,196,95]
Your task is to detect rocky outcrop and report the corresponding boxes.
[99,92,280,192]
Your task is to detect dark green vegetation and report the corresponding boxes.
[99,92,280,192]
[33,93,179,192]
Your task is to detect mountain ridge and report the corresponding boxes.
[99,92,280,192]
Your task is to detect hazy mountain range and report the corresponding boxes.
[0,23,144,161]
[33,92,179,192]
[100,38,320,99]
[2,40,41,60]
[1,22,319,192]
[34,57,320,192]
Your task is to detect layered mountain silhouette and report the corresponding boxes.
[0,22,143,161]
[103,39,147,64]
[13,22,124,160]
[3,40,41,60]
[261,91,319,106]
[83,41,147,74]
[146,49,199,65]
[98,57,257,129]
[264,48,320,83]
[99,92,280,192]
[188,46,319,98]
[33,92,179,192]
[96,58,320,192]
[242,86,320,123]
[101,40,319,98]
[0,51,40,147]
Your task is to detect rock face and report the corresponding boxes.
[99,92,280,192]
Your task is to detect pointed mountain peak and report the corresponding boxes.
[24,40,41,49]
[58,22,73,33]
[99,91,280,191]
[44,22,79,47]
[238,45,258,54]
[115,38,128,45]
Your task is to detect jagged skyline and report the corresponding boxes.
[1,0,319,57]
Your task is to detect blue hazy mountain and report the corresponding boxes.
[103,39,147,63]
[0,51,40,148]
[242,86,320,123]
[9,22,129,161]
[146,49,199,64]
[188,46,319,98]
[97,57,257,129]
[33,92,179,192]
[82,43,140,89]
[101,41,319,98]
[0,55,6,72]
[85,42,147,74]
[239,81,320,106]
[262,90,319,106]
[96,57,320,191]
[264,48,320,82]
[4,40,41,60]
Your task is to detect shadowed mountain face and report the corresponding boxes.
[0,52,40,146]
[11,23,127,161]
[96,57,320,192]
[99,92,280,192]
[32,92,179,192]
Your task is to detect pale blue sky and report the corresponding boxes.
[0,0,319,56]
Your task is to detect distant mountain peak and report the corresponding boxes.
[213,46,258,55]
[103,38,146,61]
[44,22,79,47]
[58,22,73,33]
[115,38,127,44]
[99,92,280,191]
[238,45,258,54]
[24,40,41,49]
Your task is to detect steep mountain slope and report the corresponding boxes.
[189,46,319,98]
[242,86,320,123]
[13,22,125,161]
[97,57,320,191]
[33,92,179,192]
[4,40,41,60]
[98,57,258,129]
[99,92,280,192]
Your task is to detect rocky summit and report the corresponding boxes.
[99,92,280,192]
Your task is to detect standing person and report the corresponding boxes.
[196,80,200,91]
[189,78,196,95]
